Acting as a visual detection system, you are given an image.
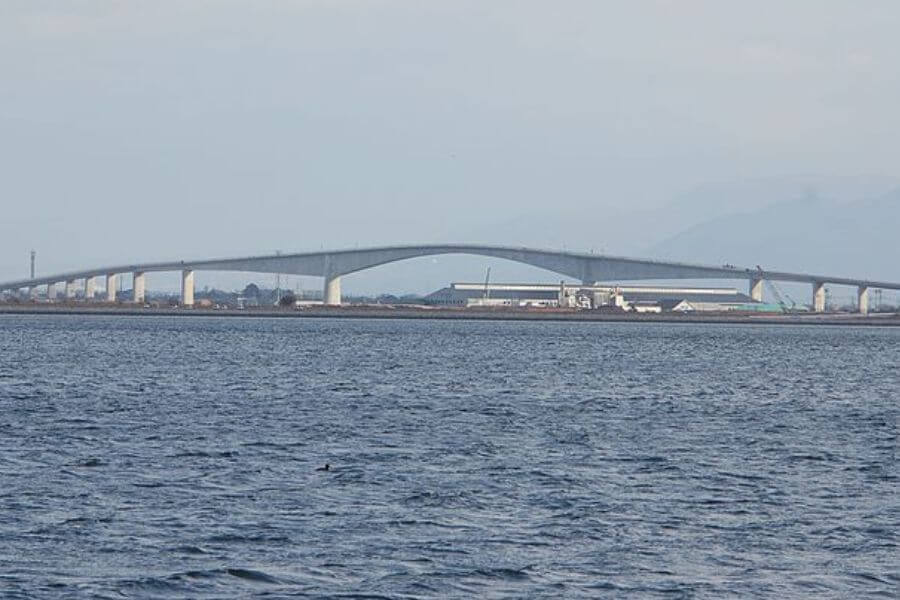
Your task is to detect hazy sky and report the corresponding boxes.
[2,1,898,292]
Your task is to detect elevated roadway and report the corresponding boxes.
[1,244,898,314]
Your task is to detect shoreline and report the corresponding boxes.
[1,304,899,326]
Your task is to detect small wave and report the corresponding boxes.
[240,441,285,449]
[848,463,885,473]
[691,497,737,506]
[118,575,185,593]
[414,544,470,555]
[329,383,357,391]
[469,566,533,581]
[132,480,166,488]
[179,569,219,580]
[789,453,830,461]
[226,568,280,584]
[402,490,482,509]
[598,455,668,464]
[171,450,239,458]
[38,515,115,531]
[59,516,92,526]
[850,571,894,585]
[205,533,292,544]
[386,518,473,530]
[716,470,767,482]
[585,581,624,591]
[169,545,209,555]
[169,567,281,585]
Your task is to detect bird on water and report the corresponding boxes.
[316,463,331,472]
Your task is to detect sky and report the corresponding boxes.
[2,1,898,294]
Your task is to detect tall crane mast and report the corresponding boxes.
[757,265,798,313]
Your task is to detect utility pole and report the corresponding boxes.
[275,250,282,304]
[30,250,35,279]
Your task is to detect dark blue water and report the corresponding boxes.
[1,315,897,598]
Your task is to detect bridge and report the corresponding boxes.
[1,244,898,314]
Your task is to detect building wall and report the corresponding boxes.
[426,283,758,311]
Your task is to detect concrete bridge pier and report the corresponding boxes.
[106,274,117,302]
[858,286,869,315]
[133,272,146,303]
[181,270,194,306]
[84,277,95,301]
[47,283,56,301]
[813,281,826,313]
[324,274,341,306]
[64,279,76,300]
[750,278,764,302]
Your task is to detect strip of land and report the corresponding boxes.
[1,303,899,326]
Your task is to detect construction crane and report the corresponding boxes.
[757,265,800,313]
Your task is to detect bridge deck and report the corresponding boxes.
[1,244,899,291]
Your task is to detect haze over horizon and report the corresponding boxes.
[2,1,898,294]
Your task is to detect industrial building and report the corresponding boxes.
[424,282,762,312]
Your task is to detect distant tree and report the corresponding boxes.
[398,294,425,305]
[243,283,260,298]
[278,292,296,307]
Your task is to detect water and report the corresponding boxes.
[1,315,897,599]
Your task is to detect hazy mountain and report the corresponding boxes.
[457,175,898,255]
[646,188,900,283]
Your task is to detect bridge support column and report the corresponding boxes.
[324,275,341,306]
[858,286,869,315]
[47,283,57,301]
[133,272,146,303]
[812,281,826,313]
[65,279,76,300]
[750,278,764,302]
[84,277,95,301]
[106,274,117,303]
[181,270,194,306]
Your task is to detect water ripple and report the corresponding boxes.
[1,315,897,599]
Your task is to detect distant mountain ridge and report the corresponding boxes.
[645,188,900,283]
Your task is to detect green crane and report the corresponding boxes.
[757,265,801,313]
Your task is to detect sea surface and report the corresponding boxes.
[0,315,897,599]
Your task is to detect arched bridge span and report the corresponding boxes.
[2,244,899,313]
